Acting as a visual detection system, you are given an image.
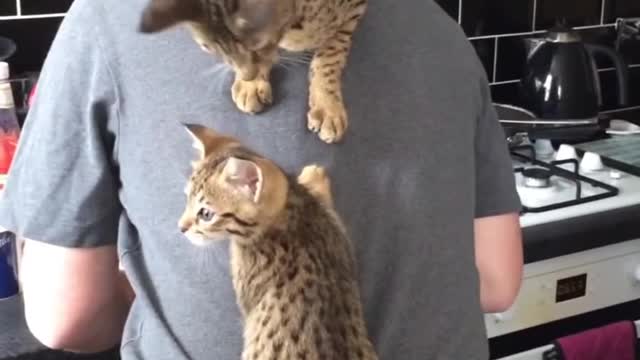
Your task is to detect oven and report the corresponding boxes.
[485,137,640,359]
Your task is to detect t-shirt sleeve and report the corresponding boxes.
[474,77,521,218]
[0,0,121,247]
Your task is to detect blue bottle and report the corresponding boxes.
[0,231,18,299]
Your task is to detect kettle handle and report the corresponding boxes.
[586,44,629,107]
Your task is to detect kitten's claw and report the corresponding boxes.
[307,97,348,144]
[232,77,273,114]
[298,165,333,207]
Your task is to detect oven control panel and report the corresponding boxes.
[485,239,640,338]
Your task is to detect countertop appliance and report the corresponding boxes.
[520,26,629,126]
[486,132,640,359]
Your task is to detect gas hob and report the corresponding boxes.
[511,139,640,228]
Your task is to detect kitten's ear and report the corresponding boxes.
[139,0,201,33]
[183,123,231,160]
[222,157,264,203]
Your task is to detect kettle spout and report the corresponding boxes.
[524,37,546,59]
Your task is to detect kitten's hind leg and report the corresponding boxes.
[298,165,334,208]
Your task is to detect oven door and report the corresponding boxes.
[494,320,640,360]
[487,239,640,358]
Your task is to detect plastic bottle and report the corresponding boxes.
[0,231,19,299]
[0,62,20,185]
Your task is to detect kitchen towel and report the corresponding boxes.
[553,320,637,360]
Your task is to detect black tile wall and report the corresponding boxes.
[535,0,603,30]
[450,0,640,117]
[471,38,496,80]
[605,0,640,22]
[1,0,640,117]
[0,18,64,74]
[495,37,528,82]
[462,0,534,36]
[0,2,17,17]
[0,0,71,74]
[21,0,74,15]
[434,0,459,23]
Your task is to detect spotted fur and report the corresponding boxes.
[139,0,367,144]
[178,124,378,360]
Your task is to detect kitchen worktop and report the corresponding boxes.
[522,202,640,264]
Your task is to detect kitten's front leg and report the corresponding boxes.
[232,62,274,114]
[298,165,334,208]
[307,24,360,143]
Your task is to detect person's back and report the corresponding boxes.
[0,0,521,359]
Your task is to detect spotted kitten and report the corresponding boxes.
[178,124,378,359]
[138,0,367,144]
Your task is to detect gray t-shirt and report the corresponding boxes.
[0,0,520,359]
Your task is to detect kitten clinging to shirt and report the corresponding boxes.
[178,123,378,359]
[138,0,367,144]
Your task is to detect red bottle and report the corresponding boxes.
[0,62,20,187]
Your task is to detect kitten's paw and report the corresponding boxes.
[232,77,273,114]
[298,165,328,186]
[298,165,333,206]
[307,97,348,144]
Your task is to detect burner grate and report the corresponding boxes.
[511,145,619,214]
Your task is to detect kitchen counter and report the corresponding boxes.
[523,203,640,263]
[0,296,44,358]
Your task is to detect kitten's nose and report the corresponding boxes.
[178,216,192,234]
[178,219,192,233]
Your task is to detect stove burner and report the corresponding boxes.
[522,167,552,188]
[511,146,620,214]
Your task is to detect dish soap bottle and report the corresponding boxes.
[0,62,20,188]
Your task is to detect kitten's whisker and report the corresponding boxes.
[202,63,232,77]
[279,52,313,64]
[278,59,307,68]
[281,60,308,66]
[280,56,312,65]
[275,62,295,70]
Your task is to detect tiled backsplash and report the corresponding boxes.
[435,0,640,117]
[0,0,69,74]
[1,0,639,116]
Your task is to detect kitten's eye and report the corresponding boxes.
[197,208,216,221]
